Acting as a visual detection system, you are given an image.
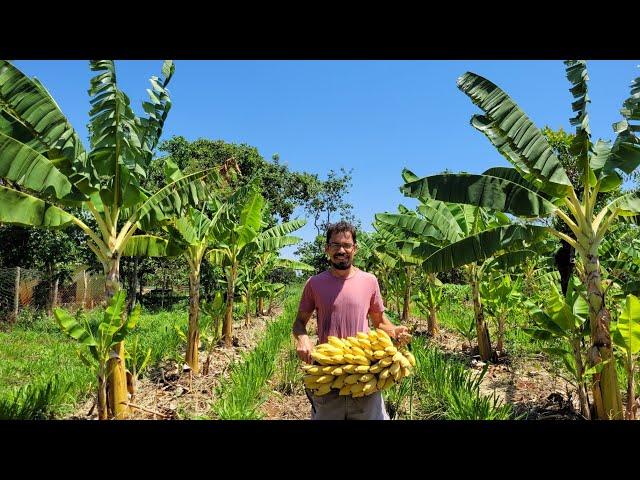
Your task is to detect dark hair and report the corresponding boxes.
[326,221,357,244]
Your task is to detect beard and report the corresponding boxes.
[330,255,351,270]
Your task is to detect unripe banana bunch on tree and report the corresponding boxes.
[302,329,415,398]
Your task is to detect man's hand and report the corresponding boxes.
[296,335,314,364]
[393,325,412,347]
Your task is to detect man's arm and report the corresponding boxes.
[369,311,409,341]
[293,310,314,364]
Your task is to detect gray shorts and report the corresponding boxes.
[305,388,390,420]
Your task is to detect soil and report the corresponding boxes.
[67,307,588,421]
[409,317,587,420]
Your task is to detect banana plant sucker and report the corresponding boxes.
[468,263,492,362]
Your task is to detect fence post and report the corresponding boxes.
[13,266,20,322]
[52,278,59,310]
[82,270,88,308]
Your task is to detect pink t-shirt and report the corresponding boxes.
[298,268,385,344]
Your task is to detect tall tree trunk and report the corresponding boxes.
[97,372,108,420]
[107,340,128,419]
[471,272,492,362]
[571,337,590,419]
[223,265,238,348]
[185,265,201,373]
[402,268,411,322]
[584,251,622,420]
[104,257,129,419]
[130,256,139,310]
[427,304,438,337]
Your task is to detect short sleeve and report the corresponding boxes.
[368,276,385,314]
[298,278,316,313]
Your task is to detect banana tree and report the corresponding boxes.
[480,273,521,353]
[612,294,640,419]
[371,216,425,322]
[525,275,591,418]
[413,273,445,336]
[240,251,313,319]
[208,187,306,347]
[0,60,217,418]
[55,290,139,420]
[401,61,640,418]
[124,200,227,373]
[377,196,547,361]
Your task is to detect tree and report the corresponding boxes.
[401,61,640,419]
[207,186,306,347]
[0,60,216,418]
[295,168,356,273]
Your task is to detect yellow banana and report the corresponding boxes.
[379,367,391,380]
[342,364,358,374]
[382,377,395,390]
[356,332,369,341]
[343,353,357,363]
[350,346,366,357]
[354,365,370,373]
[379,357,393,367]
[368,362,384,374]
[332,374,347,389]
[389,361,401,375]
[331,366,344,376]
[331,354,345,364]
[373,350,387,360]
[314,384,332,396]
[385,346,398,356]
[310,352,334,365]
[359,373,374,383]
[350,383,364,394]
[344,374,361,385]
[353,355,371,366]
[339,385,352,396]
[327,336,347,350]
[316,375,335,384]
[362,378,377,394]
[404,351,416,367]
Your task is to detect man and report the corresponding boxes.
[293,221,410,420]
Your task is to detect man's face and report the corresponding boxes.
[325,231,357,270]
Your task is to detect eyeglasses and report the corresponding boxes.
[328,242,355,251]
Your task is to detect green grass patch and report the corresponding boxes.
[409,337,514,420]
[212,286,300,419]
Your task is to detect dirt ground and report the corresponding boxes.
[68,308,588,420]
[409,317,586,420]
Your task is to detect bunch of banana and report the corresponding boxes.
[302,328,416,398]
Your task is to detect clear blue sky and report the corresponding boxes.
[12,60,640,258]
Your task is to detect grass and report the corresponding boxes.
[211,286,301,419]
[0,305,192,418]
[409,337,514,420]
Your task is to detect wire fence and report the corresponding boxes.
[0,267,105,322]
